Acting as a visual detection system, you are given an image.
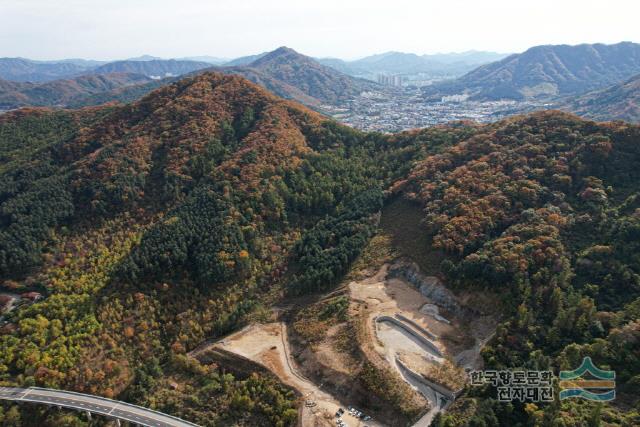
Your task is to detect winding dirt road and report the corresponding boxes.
[198,322,383,427]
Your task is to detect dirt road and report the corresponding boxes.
[204,322,384,427]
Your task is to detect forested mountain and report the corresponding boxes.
[0,58,92,82]
[0,57,212,84]
[214,47,380,105]
[315,57,355,74]
[65,78,170,108]
[0,73,153,109]
[423,42,640,101]
[204,65,321,105]
[91,59,212,78]
[0,72,397,425]
[393,111,640,426]
[0,71,638,426]
[561,73,640,122]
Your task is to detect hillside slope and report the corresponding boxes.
[204,65,321,106]
[0,73,152,109]
[424,42,640,100]
[92,59,212,77]
[0,71,390,425]
[0,57,91,82]
[392,111,640,424]
[561,73,640,122]
[214,47,380,105]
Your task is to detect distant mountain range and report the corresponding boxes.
[85,47,381,109]
[0,49,506,85]
[179,56,229,64]
[91,59,212,78]
[0,58,94,82]
[560,73,640,122]
[320,51,507,77]
[0,73,153,109]
[317,51,508,78]
[423,42,640,101]
[124,55,163,62]
[0,57,214,83]
[4,43,640,124]
[122,54,230,65]
[0,47,379,110]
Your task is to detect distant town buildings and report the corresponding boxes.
[441,94,470,103]
[328,86,539,133]
[377,74,403,87]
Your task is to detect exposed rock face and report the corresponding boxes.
[387,261,462,315]
[419,304,451,325]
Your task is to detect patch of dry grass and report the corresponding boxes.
[379,198,448,276]
[292,296,349,344]
[346,234,397,281]
[421,360,467,391]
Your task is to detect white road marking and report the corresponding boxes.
[107,402,120,415]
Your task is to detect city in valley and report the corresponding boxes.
[325,84,543,132]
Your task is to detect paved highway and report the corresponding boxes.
[0,387,199,427]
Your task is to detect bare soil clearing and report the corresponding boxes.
[349,261,497,425]
[209,322,384,427]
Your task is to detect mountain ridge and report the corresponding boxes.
[317,50,508,78]
[0,47,381,110]
[560,73,640,122]
[0,73,153,109]
[423,41,640,100]
[92,59,212,78]
[206,46,380,106]
[0,57,92,82]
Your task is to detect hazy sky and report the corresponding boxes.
[1,0,638,60]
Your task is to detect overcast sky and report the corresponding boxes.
[1,0,638,61]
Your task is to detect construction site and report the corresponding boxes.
[189,200,500,427]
